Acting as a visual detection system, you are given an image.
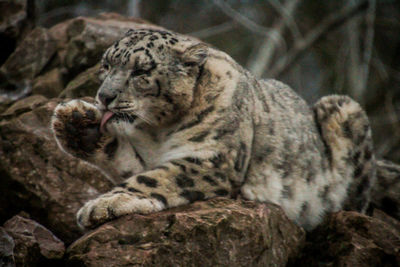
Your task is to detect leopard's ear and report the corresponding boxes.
[125,29,136,36]
[181,43,208,66]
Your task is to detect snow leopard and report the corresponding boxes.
[51,28,379,230]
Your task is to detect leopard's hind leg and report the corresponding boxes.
[314,95,376,213]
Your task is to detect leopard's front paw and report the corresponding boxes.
[76,191,165,229]
[51,100,109,158]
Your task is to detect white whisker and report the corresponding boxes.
[133,112,156,126]
[111,106,156,126]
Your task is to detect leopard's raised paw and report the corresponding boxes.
[51,100,107,158]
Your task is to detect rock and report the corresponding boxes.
[373,209,400,234]
[1,94,47,118]
[32,68,64,98]
[0,227,15,267]
[291,211,400,266]
[1,27,57,83]
[67,198,305,267]
[0,0,34,65]
[0,97,115,244]
[0,27,57,104]
[63,14,161,75]
[59,64,100,98]
[3,215,65,266]
[372,160,400,221]
[47,19,74,67]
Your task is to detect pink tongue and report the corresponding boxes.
[100,111,114,133]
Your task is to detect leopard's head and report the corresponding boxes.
[96,29,208,133]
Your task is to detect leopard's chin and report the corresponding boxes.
[103,113,139,136]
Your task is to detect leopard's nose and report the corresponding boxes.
[98,92,117,107]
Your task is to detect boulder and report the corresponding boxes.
[0,227,15,267]
[1,94,47,118]
[372,159,400,221]
[0,27,57,105]
[3,214,65,266]
[67,198,305,267]
[0,27,57,84]
[290,210,400,266]
[32,68,64,98]
[59,63,101,98]
[373,209,400,233]
[0,97,114,244]
[0,0,34,65]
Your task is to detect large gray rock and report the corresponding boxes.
[67,198,305,267]
[0,27,57,84]
[0,0,34,65]
[3,215,65,266]
[0,227,15,267]
[32,68,64,98]
[1,94,48,118]
[291,210,400,266]
[59,63,101,98]
[372,160,400,221]
[0,27,57,105]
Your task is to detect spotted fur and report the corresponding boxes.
[51,29,393,230]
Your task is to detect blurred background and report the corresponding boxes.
[6,0,400,162]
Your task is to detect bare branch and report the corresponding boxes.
[212,0,285,45]
[189,22,235,39]
[268,0,369,78]
[376,92,400,156]
[371,54,389,81]
[345,0,376,103]
[246,0,300,77]
[333,43,348,93]
[269,0,302,40]
[347,2,362,100]
[361,0,376,94]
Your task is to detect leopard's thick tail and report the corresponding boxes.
[313,95,376,213]
[371,159,400,220]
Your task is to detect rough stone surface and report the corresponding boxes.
[1,94,47,118]
[1,27,57,83]
[0,97,114,244]
[0,0,34,65]
[47,18,74,68]
[372,160,400,221]
[67,198,305,267]
[0,227,15,267]
[3,215,65,266]
[373,209,400,233]
[32,68,64,98]
[290,211,400,267]
[59,63,101,98]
